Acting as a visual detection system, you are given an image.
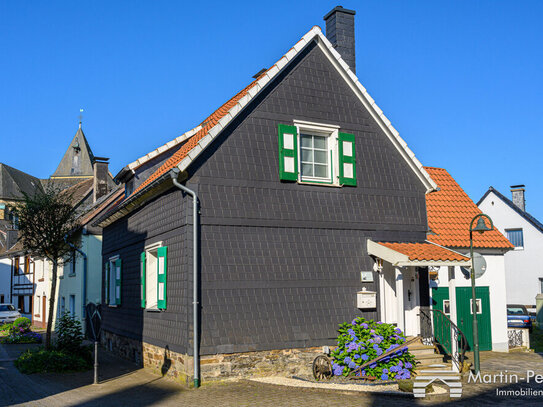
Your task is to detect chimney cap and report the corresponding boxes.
[323,6,356,20]
[510,184,525,189]
[94,157,110,163]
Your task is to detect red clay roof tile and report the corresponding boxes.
[424,167,513,250]
[377,242,470,262]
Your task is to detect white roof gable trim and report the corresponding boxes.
[127,125,203,171]
[173,26,437,192]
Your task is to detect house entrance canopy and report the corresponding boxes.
[367,240,471,267]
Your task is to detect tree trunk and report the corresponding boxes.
[45,259,58,349]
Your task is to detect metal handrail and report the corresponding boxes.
[419,307,469,372]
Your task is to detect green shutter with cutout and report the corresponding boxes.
[278,124,298,181]
[338,132,356,186]
[104,261,109,305]
[140,252,146,309]
[115,258,122,306]
[157,246,168,310]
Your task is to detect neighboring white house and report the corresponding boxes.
[424,167,513,352]
[478,185,543,307]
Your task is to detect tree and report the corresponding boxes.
[14,187,80,349]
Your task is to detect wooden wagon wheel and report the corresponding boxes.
[312,355,332,381]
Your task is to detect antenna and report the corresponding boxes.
[79,108,84,128]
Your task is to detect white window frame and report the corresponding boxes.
[470,298,482,315]
[108,255,120,307]
[144,242,163,311]
[443,300,451,316]
[506,228,524,250]
[294,120,340,186]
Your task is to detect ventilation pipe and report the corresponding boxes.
[170,168,200,388]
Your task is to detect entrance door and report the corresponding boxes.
[456,287,492,351]
[403,268,419,336]
[431,286,492,351]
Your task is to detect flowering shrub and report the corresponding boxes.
[0,317,41,344]
[330,317,416,381]
[56,312,84,353]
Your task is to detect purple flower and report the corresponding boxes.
[333,365,345,376]
[398,360,403,368]
[381,373,389,381]
[376,348,383,356]
[373,344,379,350]
[344,357,352,364]
[361,323,369,329]
[376,321,383,324]
[370,329,375,334]
[390,365,400,372]
[394,328,402,334]
[370,363,377,368]
[354,354,361,360]
[382,368,389,374]
[405,362,412,369]
[348,361,357,369]
[361,354,369,361]
[351,319,358,325]
[347,341,359,352]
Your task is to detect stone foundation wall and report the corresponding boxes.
[101,330,325,384]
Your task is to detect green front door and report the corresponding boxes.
[456,287,492,352]
[430,286,492,352]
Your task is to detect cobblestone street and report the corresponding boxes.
[2,344,543,406]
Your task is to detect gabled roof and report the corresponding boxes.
[51,125,95,179]
[424,167,513,250]
[0,163,43,201]
[97,26,438,227]
[477,187,543,235]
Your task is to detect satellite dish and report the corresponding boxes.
[461,252,487,279]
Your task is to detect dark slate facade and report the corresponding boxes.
[101,39,428,357]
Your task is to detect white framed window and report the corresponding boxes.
[443,300,451,315]
[141,242,168,310]
[295,121,338,185]
[506,229,524,249]
[470,298,482,315]
[278,121,356,186]
[106,255,121,307]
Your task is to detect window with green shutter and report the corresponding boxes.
[277,121,357,187]
[140,252,146,308]
[104,261,109,305]
[141,243,167,311]
[278,124,298,181]
[157,246,167,310]
[115,258,122,306]
[338,132,356,186]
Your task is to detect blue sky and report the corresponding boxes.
[1,1,542,218]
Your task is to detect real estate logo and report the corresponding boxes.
[413,368,462,398]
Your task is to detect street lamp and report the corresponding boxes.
[469,213,493,374]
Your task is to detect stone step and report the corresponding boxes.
[415,354,445,366]
[408,346,437,357]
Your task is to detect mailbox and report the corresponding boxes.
[357,290,377,309]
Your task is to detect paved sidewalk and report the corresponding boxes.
[2,345,543,406]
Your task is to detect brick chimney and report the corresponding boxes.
[324,6,356,73]
[510,184,526,211]
[93,157,110,203]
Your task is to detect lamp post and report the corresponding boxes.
[469,213,493,375]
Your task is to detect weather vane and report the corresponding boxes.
[79,108,84,128]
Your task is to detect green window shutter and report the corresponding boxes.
[115,258,122,306]
[338,132,356,186]
[157,246,167,310]
[140,252,146,309]
[104,261,109,305]
[278,124,298,181]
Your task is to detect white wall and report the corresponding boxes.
[0,258,11,303]
[431,253,509,352]
[479,191,543,306]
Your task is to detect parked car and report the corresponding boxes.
[507,304,533,332]
[526,306,537,323]
[0,304,21,325]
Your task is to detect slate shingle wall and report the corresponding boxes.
[101,40,428,357]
